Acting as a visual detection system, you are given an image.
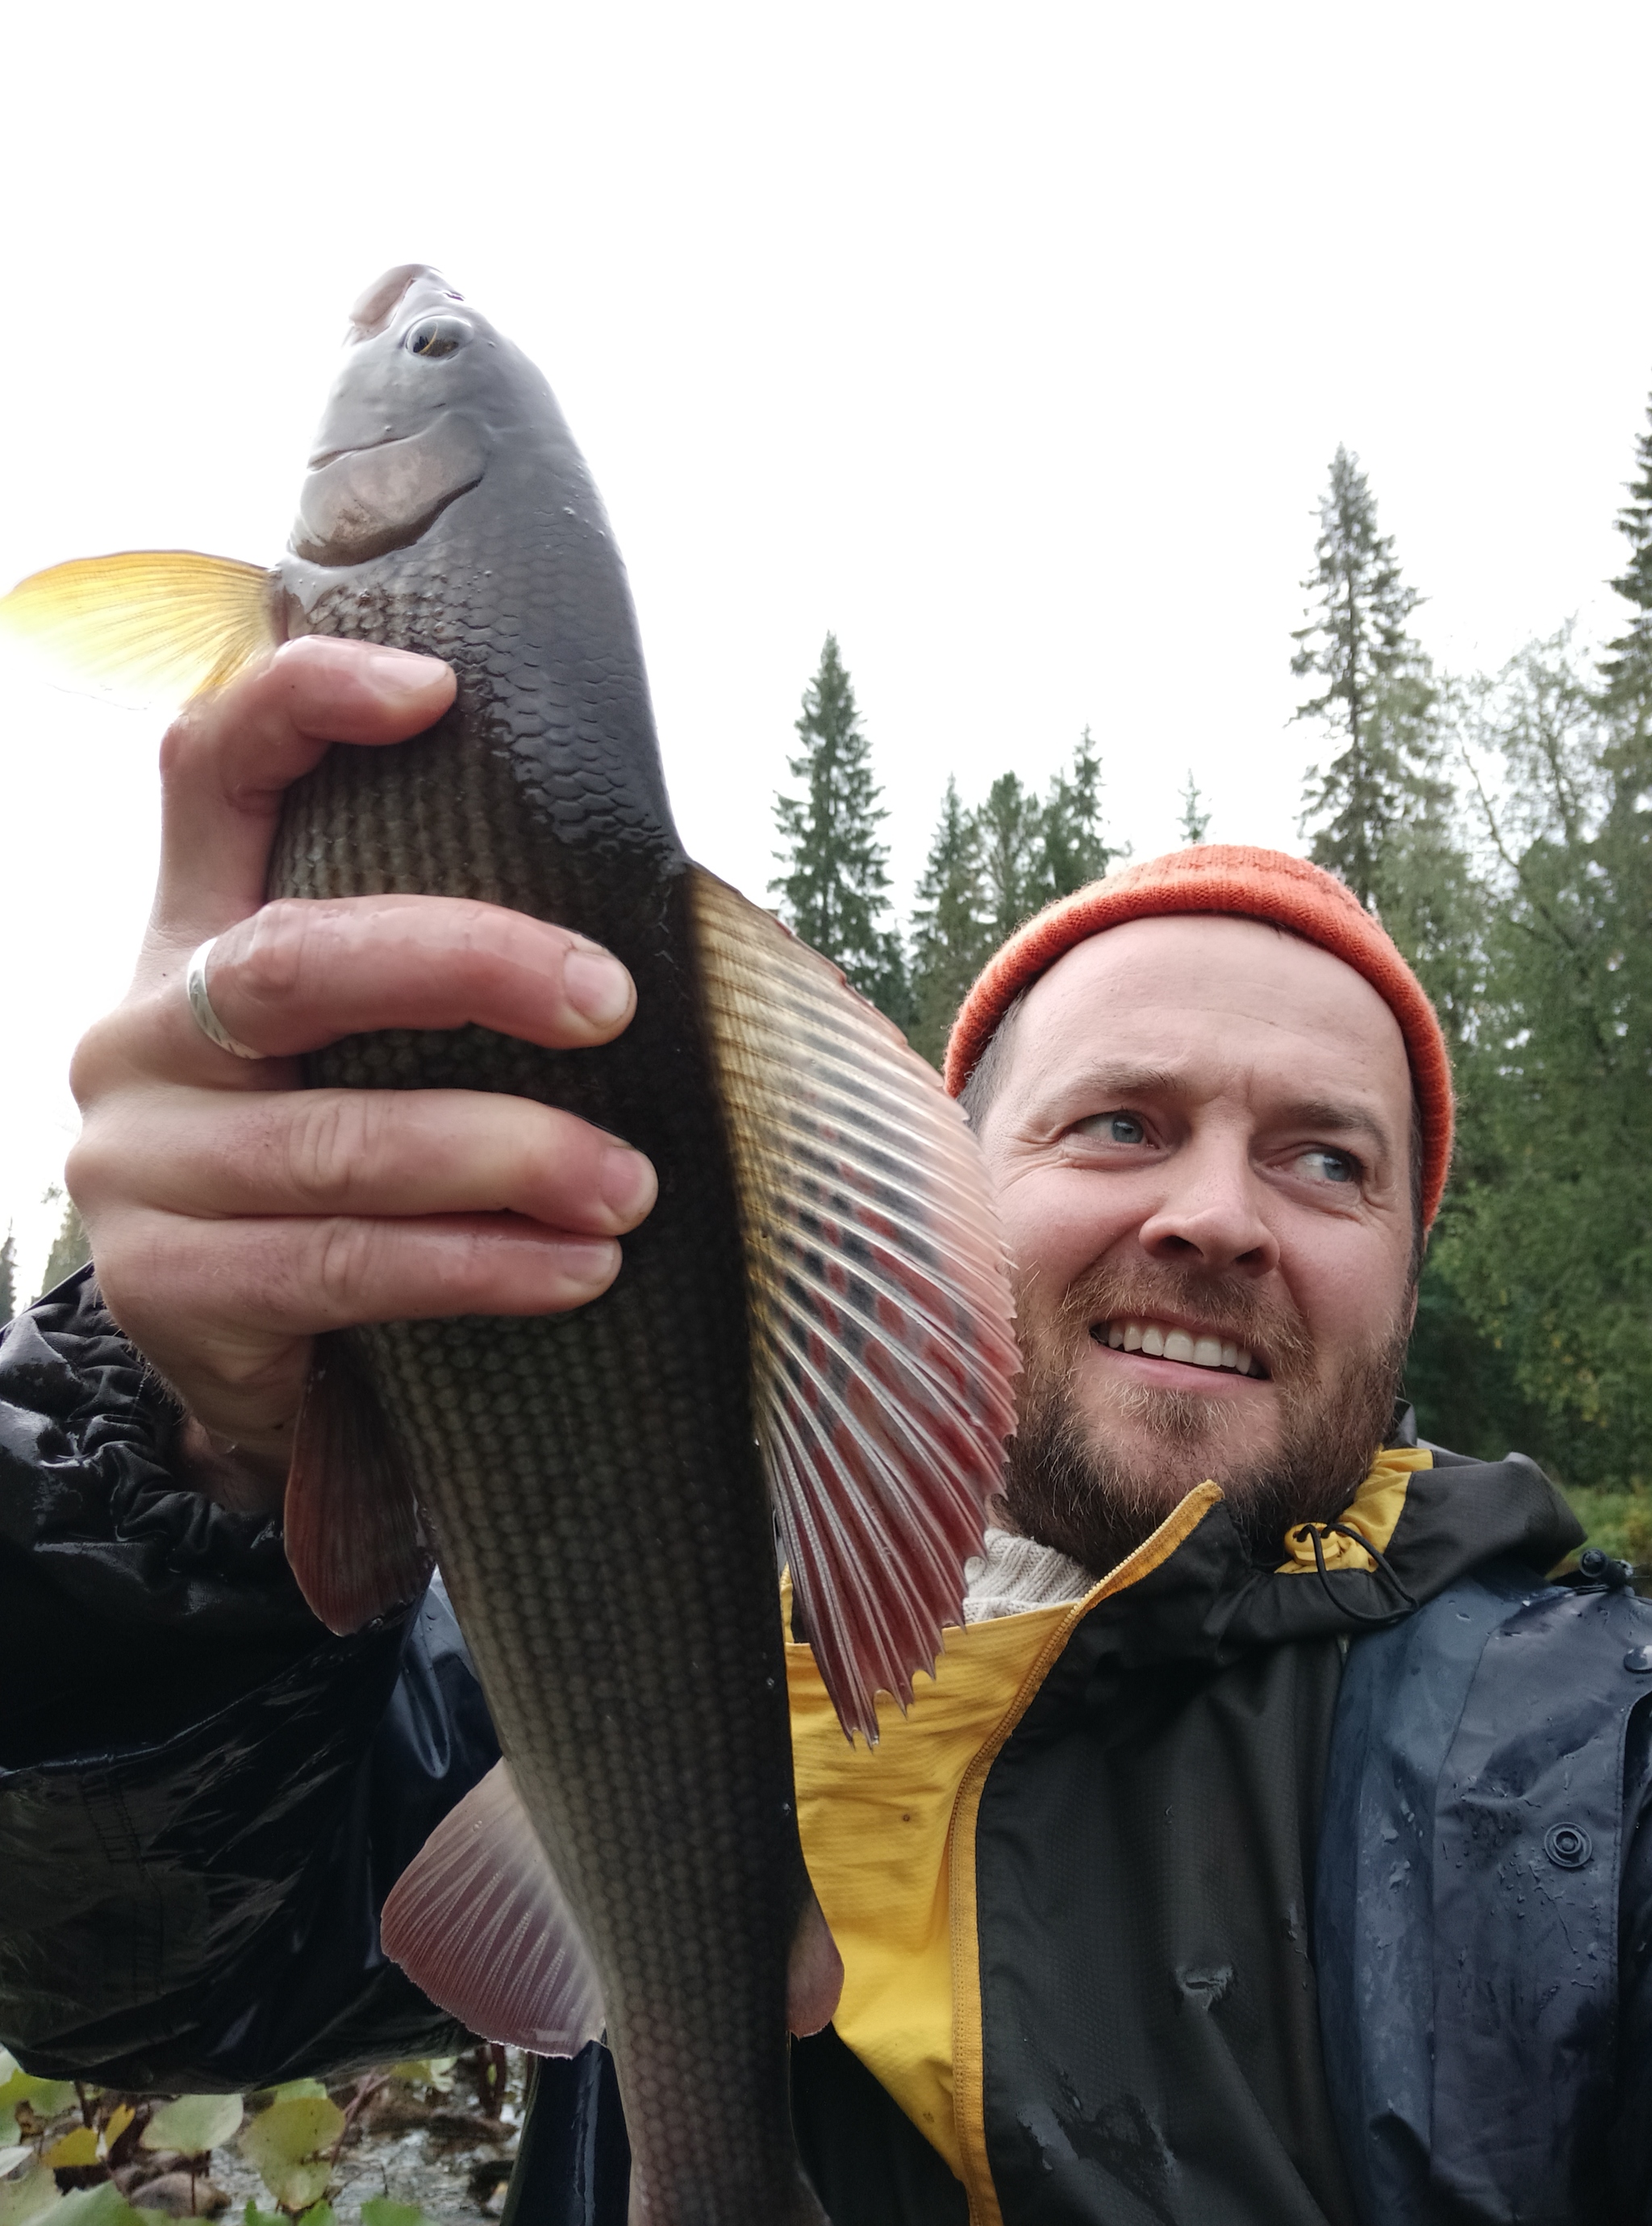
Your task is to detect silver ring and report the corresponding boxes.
[186,937,266,1060]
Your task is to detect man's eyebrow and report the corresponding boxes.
[1278,1098,1395,1153]
[1065,1063,1190,1100]
[1058,1068,1397,1155]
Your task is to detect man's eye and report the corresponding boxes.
[1074,1112,1146,1146]
[1299,1146,1358,1185]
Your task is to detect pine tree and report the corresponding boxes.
[1600,389,1652,733]
[0,1224,15,1326]
[40,1193,91,1294]
[1037,729,1123,901]
[771,634,908,1021]
[1179,771,1211,845]
[908,779,991,1067]
[976,773,1045,943]
[1293,446,1440,910]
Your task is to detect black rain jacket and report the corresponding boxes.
[2,1271,1650,2226]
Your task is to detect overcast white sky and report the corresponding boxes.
[3,0,1650,1301]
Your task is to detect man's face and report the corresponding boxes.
[972,914,1419,1570]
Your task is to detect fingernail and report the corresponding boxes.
[600,1145,657,1224]
[565,949,633,1029]
[558,1237,621,1287]
[365,647,452,696]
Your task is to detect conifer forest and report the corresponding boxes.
[769,388,1652,1557]
[6,394,1651,1568]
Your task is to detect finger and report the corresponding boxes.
[98,1209,624,1368]
[74,1085,658,1235]
[73,894,637,1103]
[146,636,456,953]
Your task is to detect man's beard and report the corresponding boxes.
[1000,1259,1411,1573]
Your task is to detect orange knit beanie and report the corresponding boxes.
[944,844,1455,1228]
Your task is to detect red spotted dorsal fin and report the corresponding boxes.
[380,1760,606,2057]
[284,1333,433,1634]
[686,867,1020,1744]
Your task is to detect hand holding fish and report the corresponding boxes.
[64,633,657,1510]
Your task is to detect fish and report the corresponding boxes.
[0,265,1019,2224]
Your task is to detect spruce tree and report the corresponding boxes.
[40,1195,90,1294]
[976,773,1044,943]
[0,1225,15,1326]
[771,634,908,1021]
[1293,447,1440,910]
[1179,771,1211,845]
[908,779,991,1068]
[1600,388,1652,733]
[1037,729,1122,900]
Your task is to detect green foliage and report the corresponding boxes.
[1178,771,1210,846]
[1403,628,1652,1489]
[140,2096,242,2156]
[1294,446,1443,912]
[0,2056,77,2145]
[903,733,1126,1067]
[771,633,909,1023]
[1600,388,1652,731]
[907,779,991,1067]
[358,2201,437,2226]
[0,2153,59,2226]
[240,2095,344,2213]
[39,1194,90,1298]
[975,773,1044,945]
[1034,729,1123,903]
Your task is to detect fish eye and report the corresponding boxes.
[403,316,473,359]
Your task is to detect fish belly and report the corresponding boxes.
[270,602,826,2224]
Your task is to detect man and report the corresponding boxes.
[2,641,1649,2225]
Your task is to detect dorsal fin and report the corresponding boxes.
[0,551,280,705]
[686,867,1020,1744]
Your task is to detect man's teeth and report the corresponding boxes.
[1104,1321,1256,1375]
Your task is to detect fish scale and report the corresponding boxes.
[268,326,822,2220]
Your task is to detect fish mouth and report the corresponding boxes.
[307,431,418,471]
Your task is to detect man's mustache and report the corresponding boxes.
[1022,1259,1316,1385]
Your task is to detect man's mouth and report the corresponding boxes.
[1091,1318,1269,1380]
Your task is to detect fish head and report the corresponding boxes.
[291,265,551,570]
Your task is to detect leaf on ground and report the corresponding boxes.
[240,2204,285,2226]
[0,2061,78,2128]
[260,2086,327,2107]
[386,2062,455,2095]
[40,2132,96,2170]
[51,2187,161,2226]
[141,2098,242,2157]
[97,2111,133,2159]
[0,2156,59,2226]
[360,2200,437,2226]
[295,2207,335,2226]
[239,2099,342,2215]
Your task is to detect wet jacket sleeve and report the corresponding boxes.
[0,1270,500,2089]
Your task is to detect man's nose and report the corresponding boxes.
[1136,1137,1279,1275]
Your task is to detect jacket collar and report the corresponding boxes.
[1063,1417,1582,1672]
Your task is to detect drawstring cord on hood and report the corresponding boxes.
[1290,1518,1420,1624]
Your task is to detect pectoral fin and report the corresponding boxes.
[0,551,280,705]
[284,1333,433,1634]
[381,1760,607,2057]
[686,868,1020,1745]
